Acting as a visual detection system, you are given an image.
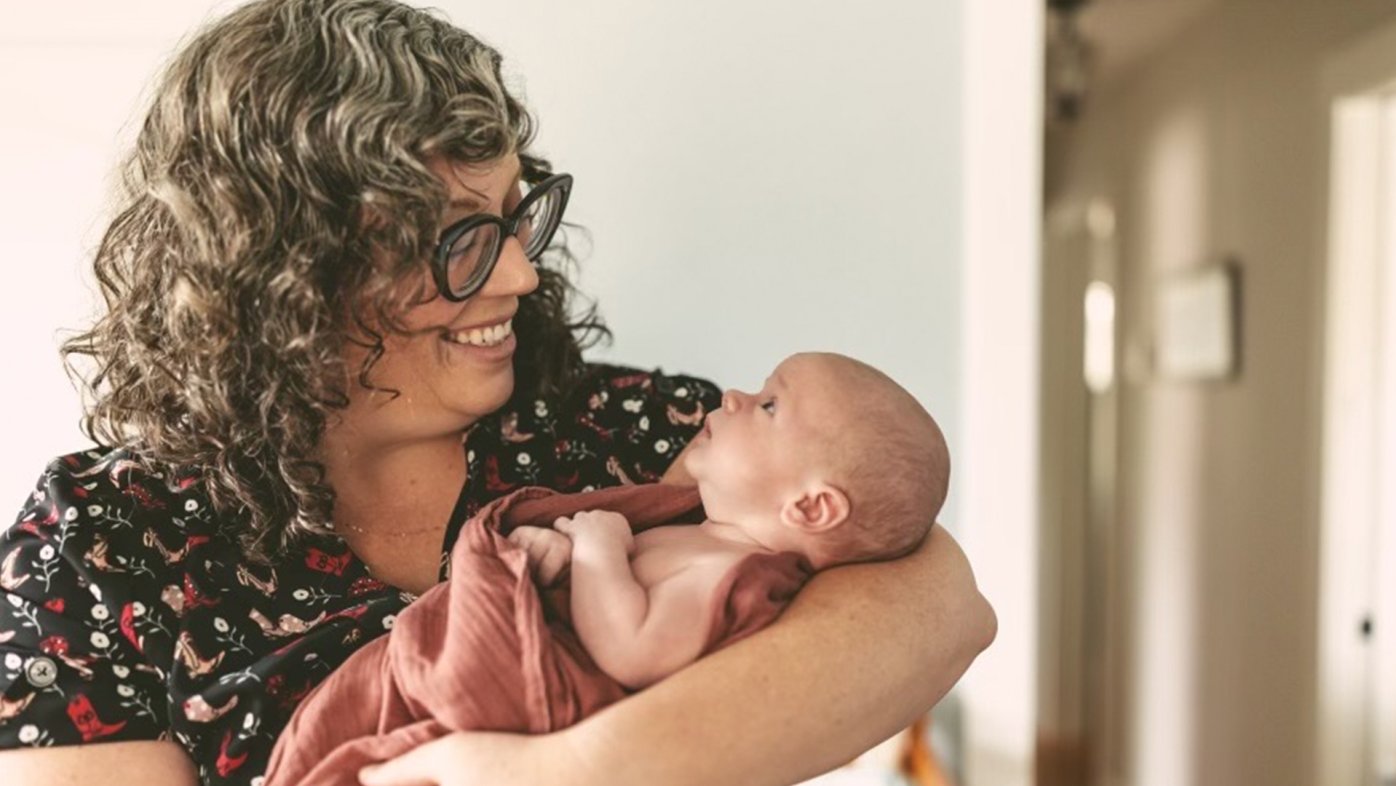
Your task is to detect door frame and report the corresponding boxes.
[1319,20,1396,786]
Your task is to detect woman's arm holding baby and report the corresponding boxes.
[553,522,997,786]
[359,523,994,786]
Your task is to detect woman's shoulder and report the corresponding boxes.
[9,446,215,564]
[0,446,208,749]
[21,445,207,504]
[3,446,216,640]
[2,446,412,766]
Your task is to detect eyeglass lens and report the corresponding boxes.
[444,181,566,297]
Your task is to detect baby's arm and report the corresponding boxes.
[506,525,573,586]
[554,511,721,690]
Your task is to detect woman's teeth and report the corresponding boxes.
[444,319,512,347]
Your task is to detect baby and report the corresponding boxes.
[265,351,949,786]
[506,350,950,689]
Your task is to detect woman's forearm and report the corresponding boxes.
[556,524,998,786]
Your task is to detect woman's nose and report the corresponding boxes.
[478,236,540,298]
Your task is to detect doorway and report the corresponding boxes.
[1320,31,1396,786]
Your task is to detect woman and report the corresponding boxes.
[0,1,996,784]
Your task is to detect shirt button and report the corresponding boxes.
[25,657,58,689]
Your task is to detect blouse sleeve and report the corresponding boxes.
[0,457,172,749]
[472,363,722,497]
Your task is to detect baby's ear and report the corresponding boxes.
[779,483,850,535]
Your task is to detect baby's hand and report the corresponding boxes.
[506,525,573,586]
[553,510,634,556]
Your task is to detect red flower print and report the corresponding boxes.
[39,635,69,656]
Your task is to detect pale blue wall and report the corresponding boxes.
[451,0,965,524]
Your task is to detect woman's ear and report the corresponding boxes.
[779,482,850,535]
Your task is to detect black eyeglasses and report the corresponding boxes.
[431,172,573,302]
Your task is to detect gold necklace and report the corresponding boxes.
[333,522,443,539]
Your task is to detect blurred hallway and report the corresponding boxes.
[1037,1,1396,785]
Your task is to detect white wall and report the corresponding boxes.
[958,2,1042,785]
[0,0,965,532]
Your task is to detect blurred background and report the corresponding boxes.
[1,0,1392,785]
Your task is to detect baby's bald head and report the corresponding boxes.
[795,353,950,564]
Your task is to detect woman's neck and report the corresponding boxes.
[318,420,473,536]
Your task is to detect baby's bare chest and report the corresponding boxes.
[629,526,748,589]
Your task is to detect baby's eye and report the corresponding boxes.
[761,398,776,415]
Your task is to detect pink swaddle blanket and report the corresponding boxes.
[264,483,811,786]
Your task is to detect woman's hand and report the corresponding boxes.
[357,730,588,786]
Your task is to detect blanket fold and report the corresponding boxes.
[264,483,810,786]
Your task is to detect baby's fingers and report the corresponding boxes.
[536,544,572,586]
[507,526,544,547]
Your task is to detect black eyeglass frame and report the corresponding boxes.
[430,172,574,302]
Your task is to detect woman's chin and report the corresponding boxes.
[441,332,519,388]
[457,368,516,417]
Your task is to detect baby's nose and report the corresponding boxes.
[722,389,744,413]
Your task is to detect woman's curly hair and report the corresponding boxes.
[61,0,608,562]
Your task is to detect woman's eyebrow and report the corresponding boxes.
[448,195,486,212]
[445,161,525,215]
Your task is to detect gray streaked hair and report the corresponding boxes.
[62,0,608,561]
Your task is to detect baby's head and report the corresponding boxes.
[683,352,949,568]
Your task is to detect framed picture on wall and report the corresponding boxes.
[1154,259,1243,381]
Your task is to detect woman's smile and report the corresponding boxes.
[440,319,517,363]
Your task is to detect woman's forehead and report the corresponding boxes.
[430,153,523,209]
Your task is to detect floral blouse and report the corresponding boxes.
[0,363,721,785]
